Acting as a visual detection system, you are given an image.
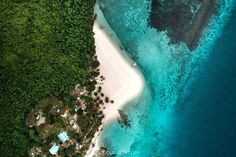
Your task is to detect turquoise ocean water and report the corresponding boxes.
[98,0,236,156]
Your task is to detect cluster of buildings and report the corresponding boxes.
[49,131,69,156]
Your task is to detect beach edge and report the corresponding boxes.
[85,3,144,157]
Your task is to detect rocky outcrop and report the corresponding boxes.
[117,110,131,127]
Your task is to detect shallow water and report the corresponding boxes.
[98,0,236,156]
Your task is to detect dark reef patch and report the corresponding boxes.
[149,0,217,50]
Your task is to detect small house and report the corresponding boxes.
[58,131,69,143]
[49,143,59,155]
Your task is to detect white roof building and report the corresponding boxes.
[49,143,59,155]
[58,131,69,143]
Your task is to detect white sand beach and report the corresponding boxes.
[85,4,144,157]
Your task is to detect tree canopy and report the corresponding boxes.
[0,0,97,156]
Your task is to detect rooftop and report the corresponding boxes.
[58,131,69,143]
[49,143,59,155]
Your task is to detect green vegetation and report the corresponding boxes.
[0,0,100,156]
[26,94,103,156]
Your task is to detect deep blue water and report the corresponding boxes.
[171,10,236,157]
[98,0,236,156]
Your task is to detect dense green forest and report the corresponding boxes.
[0,0,98,156]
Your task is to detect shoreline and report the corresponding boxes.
[85,4,144,157]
